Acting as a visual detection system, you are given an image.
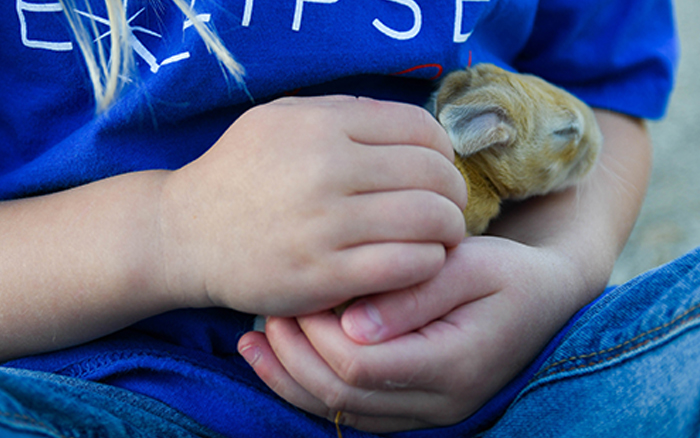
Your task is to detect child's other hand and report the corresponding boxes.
[236,237,582,432]
[158,96,467,316]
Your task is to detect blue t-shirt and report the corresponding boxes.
[2,0,678,437]
[1,0,676,200]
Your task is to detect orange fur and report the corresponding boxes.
[430,64,603,235]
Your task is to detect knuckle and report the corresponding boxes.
[415,146,447,179]
[405,286,422,315]
[266,374,287,397]
[335,355,368,387]
[405,101,433,127]
[419,195,463,239]
[370,248,437,289]
[425,194,450,224]
[446,201,468,242]
[431,159,469,210]
[413,105,452,157]
[370,100,444,149]
[254,96,342,131]
[321,385,350,412]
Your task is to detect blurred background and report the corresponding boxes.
[609,0,700,284]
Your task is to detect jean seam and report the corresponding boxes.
[535,301,700,379]
[0,409,74,438]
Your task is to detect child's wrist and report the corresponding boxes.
[154,169,210,310]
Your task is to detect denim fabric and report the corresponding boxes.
[0,367,223,438]
[479,246,700,437]
[0,431,47,438]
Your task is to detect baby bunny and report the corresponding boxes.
[430,63,603,235]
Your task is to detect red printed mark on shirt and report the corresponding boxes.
[391,63,444,80]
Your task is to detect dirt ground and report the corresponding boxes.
[609,0,700,284]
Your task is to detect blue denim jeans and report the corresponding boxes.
[2,246,700,438]
[477,246,700,437]
[0,367,222,438]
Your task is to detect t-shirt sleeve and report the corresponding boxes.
[513,0,679,119]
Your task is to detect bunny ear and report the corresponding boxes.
[438,104,516,157]
[552,110,584,146]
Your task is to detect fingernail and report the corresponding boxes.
[239,344,261,366]
[344,301,385,343]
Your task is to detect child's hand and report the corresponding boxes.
[237,237,586,432]
[159,96,467,316]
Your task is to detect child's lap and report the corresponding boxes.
[2,246,700,438]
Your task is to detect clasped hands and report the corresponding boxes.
[162,95,583,433]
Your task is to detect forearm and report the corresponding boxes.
[489,109,652,307]
[0,171,177,361]
[0,97,468,362]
